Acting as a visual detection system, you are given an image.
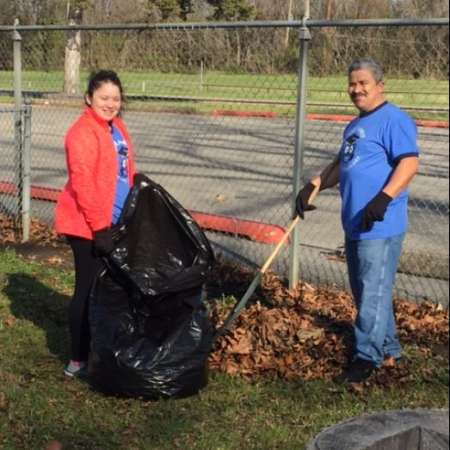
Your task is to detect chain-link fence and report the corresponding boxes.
[0,19,448,305]
[0,106,19,217]
[0,101,32,241]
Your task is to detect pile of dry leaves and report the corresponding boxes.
[209,263,449,384]
[0,214,59,246]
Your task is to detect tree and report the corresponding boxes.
[208,0,256,21]
[183,0,214,20]
[284,0,294,48]
[179,0,193,19]
[146,0,181,21]
[64,2,83,95]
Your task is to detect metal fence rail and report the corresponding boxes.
[0,19,448,305]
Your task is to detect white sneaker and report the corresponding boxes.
[64,361,87,378]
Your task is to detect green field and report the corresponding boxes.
[0,249,448,450]
[0,71,448,120]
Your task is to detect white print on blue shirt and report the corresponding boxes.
[342,127,366,169]
[110,124,130,224]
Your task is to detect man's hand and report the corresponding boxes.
[93,228,114,256]
[361,191,393,232]
[295,182,317,219]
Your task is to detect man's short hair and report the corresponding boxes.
[348,58,384,83]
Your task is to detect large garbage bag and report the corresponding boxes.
[88,174,215,399]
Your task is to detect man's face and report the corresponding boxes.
[348,69,385,113]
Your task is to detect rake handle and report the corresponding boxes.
[214,184,320,341]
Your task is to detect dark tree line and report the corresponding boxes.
[1,0,447,25]
[0,0,448,79]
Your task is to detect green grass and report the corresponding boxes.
[0,249,448,450]
[0,70,448,120]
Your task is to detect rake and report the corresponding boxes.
[214,185,319,342]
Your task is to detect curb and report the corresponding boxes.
[0,182,287,246]
[212,110,449,129]
[212,110,278,118]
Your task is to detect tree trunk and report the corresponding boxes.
[325,0,334,19]
[284,0,294,48]
[64,6,82,96]
[236,31,241,68]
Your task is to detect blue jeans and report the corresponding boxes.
[346,234,405,367]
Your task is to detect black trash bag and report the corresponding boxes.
[110,172,214,297]
[88,174,215,400]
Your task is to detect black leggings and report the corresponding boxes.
[67,236,104,362]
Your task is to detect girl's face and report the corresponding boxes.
[87,81,122,121]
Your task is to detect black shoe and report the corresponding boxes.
[335,358,377,384]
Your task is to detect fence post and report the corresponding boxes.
[13,19,23,232]
[289,22,311,289]
[21,99,32,243]
[200,60,205,91]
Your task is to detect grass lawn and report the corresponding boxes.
[0,249,448,450]
[0,70,448,120]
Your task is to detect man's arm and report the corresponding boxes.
[360,156,419,232]
[295,157,340,219]
[311,157,341,191]
[383,156,419,198]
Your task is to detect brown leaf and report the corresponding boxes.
[4,316,16,328]
[0,392,9,412]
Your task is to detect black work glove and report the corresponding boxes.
[361,191,393,232]
[295,182,317,219]
[93,228,114,257]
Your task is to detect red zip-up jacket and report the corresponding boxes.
[54,107,136,240]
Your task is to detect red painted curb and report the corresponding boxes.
[212,110,278,119]
[307,114,449,129]
[0,182,61,202]
[415,119,449,129]
[212,111,449,129]
[0,182,16,195]
[190,211,286,245]
[306,113,353,123]
[0,182,287,245]
[32,185,61,202]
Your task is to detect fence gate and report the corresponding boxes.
[0,105,31,241]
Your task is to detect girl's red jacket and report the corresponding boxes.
[54,107,136,240]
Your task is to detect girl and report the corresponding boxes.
[55,70,136,377]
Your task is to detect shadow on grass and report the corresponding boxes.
[6,273,70,363]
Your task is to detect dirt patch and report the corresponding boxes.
[0,214,73,269]
[0,241,74,270]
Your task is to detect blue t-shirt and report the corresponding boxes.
[110,124,130,224]
[339,102,419,240]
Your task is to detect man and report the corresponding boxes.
[296,58,419,383]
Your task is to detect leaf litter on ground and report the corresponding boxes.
[1,213,448,390]
[208,262,449,389]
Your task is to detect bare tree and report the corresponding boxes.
[64,3,83,96]
[284,0,294,48]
